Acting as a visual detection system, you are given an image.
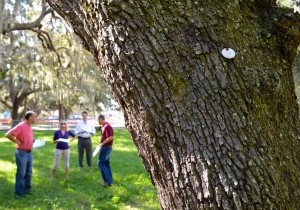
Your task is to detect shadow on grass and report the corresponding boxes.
[0,130,159,209]
[0,174,15,201]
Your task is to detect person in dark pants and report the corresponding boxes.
[97,114,114,187]
[5,111,37,198]
[74,111,96,169]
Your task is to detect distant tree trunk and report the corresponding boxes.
[9,86,37,127]
[58,99,72,121]
[11,102,21,127]
[47,0,300,209]
[58,101,66,121]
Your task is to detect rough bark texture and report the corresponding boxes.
[46,0,300,209]
[8,79,37,127]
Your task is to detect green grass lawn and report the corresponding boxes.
[0,129,159,209]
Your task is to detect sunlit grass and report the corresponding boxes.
[0,129,159,209]
[114,146,138,152]
[0,160,15,172]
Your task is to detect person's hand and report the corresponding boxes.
[15,140,21,145]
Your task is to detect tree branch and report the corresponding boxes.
[275,8,300,62]
[30,28,62,66]
[252,1,300,63]
[2,0,62,66]
[0,99,12,109]
[18,89,40,103]
[2,8,53,34]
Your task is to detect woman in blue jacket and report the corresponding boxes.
[51,120,76,179]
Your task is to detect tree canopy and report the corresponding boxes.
[0,0,113,120]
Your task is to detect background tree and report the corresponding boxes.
[0,0,57,124]
[47,0,300,209]
[0,30,50,126]
[39,25,111,120]
[0,0,111,123]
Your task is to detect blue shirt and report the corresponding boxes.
[53,130,75,150]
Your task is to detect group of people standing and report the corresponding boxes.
[5,111,114,199]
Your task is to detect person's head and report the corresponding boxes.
[59,120,68,130]
[82,111,88,121]
[24,111,37,124]
[97,114,105,125]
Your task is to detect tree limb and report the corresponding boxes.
[251,0,300,62]
[0,99,12,109]
[1,1,62,64]
[30,28,62,66]
[18,89,40,104]
[2,8,53,34]
[275,8,300,62]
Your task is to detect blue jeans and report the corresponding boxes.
[15,149,33,198]
[97,146,113,185]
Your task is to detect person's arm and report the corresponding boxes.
[89,122,96,135]
[70,136,76,142]
[74,122,81,135]
[53,131,58,144]
[5,132,21,145]
[99,136,113,147]
[69,131,76,142]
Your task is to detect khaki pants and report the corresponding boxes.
[52,149,70,169]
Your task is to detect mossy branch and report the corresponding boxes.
[276,9,300,62]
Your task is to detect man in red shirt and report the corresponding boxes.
[5,111,37,198]
[97,114,114,187]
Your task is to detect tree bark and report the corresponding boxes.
[11,102,21,127]
[8,78,39,127]
[46,0,300,209]
[58,101,67,121]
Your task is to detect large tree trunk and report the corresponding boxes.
[47,1,300,209]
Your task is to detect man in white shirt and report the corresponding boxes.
[74,111,96,169]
